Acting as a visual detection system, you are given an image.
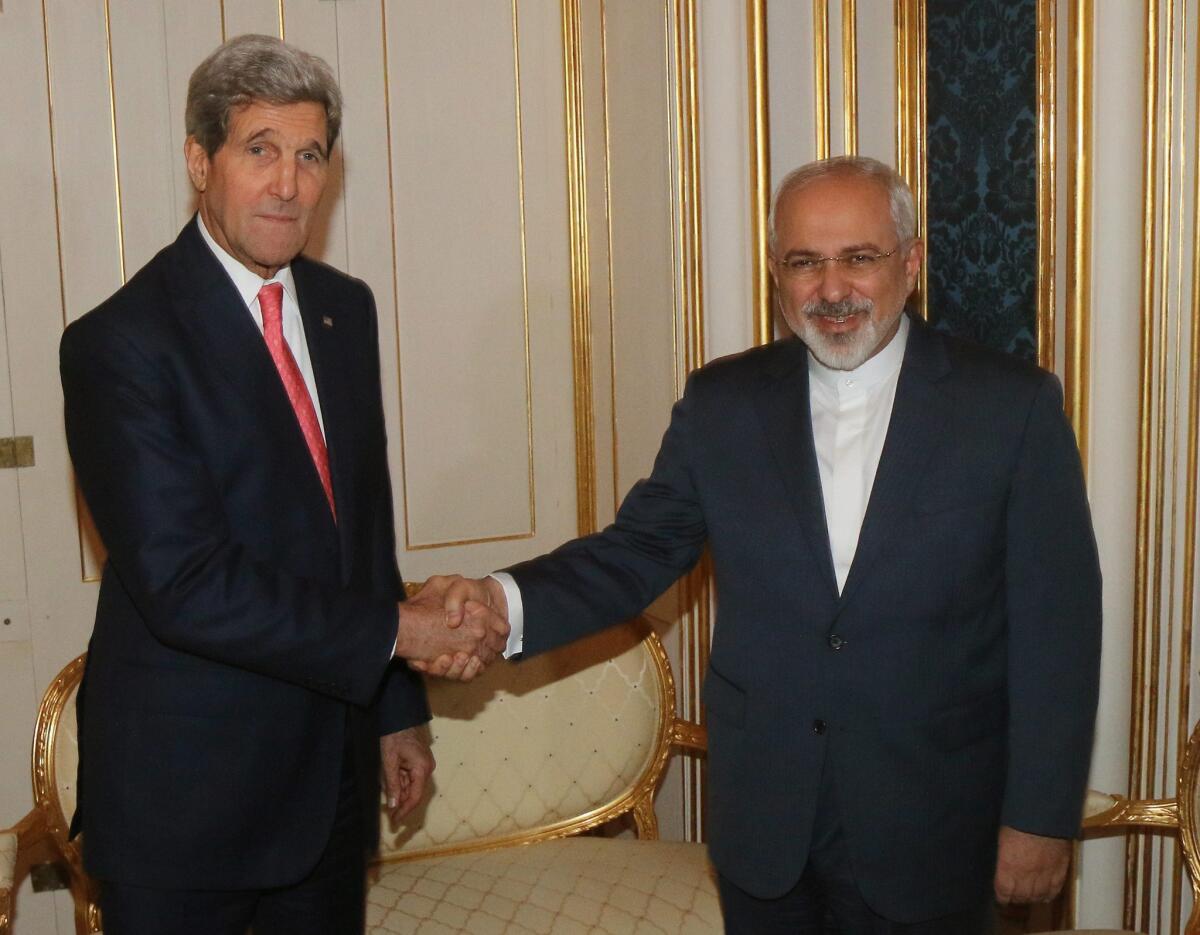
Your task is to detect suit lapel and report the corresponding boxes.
[292,256,357,578]
[836,319,952,610]
[170,220,309,440]
[752,339,840,602]
[168,220,339,540]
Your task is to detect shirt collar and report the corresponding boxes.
[808,313,910,393]
[197,213,297,309]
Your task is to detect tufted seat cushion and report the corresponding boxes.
[368,838,720,934]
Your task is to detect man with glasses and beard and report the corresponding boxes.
[422,156,1101,934]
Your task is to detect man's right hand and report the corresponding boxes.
[406,576,509,680]
[393,576,509,681]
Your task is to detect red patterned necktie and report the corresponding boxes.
[258,282,336,520]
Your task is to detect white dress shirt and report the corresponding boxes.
[498,317,911,653]
[197,215,326,439]
[808,315,909,592]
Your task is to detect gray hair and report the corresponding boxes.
[768,156,916,252]
[186,34,343,156]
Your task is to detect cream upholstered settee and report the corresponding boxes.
[367,622,717,933]
[9,628,1199,935]
[0,621,720,934]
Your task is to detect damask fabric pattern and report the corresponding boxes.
[926,0,1038,360]
[367,838,720,934]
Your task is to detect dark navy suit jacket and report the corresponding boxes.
[60,218,427,889]
[507,318,1101,922]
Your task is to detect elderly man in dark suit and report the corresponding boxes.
[59,34,506,935]
[425,156,1101,934]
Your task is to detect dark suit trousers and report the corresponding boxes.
[717,757,994,935]
[97,735,368,935]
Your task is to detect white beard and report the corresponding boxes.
[789,298,898,371]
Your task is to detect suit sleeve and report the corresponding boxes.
[61,311,400,708]
[509,372,709,656]
[1001,373,1102,837]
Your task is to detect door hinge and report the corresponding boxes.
[0,436,34,468]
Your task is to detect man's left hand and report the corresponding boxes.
[994,825,1072,904]
[380,727,435,824]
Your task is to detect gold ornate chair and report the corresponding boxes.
[2,622,716,934]
[0,654,100,934]
[1041,738,1200,935]
[367,621,719,933]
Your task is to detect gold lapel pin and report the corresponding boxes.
[322,316,334,329]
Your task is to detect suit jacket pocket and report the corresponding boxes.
[913,490,1004,517]
[926,688,1007,751]
[702,664,746,729]
[120,660,282,719]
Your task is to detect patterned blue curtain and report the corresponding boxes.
[926,0,1038,360]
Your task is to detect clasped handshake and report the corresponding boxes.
[392,575,511,681]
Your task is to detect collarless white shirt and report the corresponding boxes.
[496,315,913,656]
[197,215,326,438]
[808,314,910,593]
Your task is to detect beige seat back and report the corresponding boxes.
[379,622,675,860]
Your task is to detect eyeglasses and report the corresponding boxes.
[773,244,906,281]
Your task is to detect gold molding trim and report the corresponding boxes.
[894,0,927,320]
[747,0,771,346]
[514,0,537,546]
[813,0,830,160]
[1064,0,1092,475]
[1036,0,1056,372]
[563,0,598,536]
[39,0,94,583]
[39,0,67,333]
[1141,0,1173,923]
[1180,12,1200,912]
[102,0,125,284]
[670,0,710,844]
[1127,0,1158,921]
[1128,0,1175,924]
[277,0,285,40]
[841,0,858,155]
[602,0,620,520]
[219,0,227,42]
[379,0,413,561]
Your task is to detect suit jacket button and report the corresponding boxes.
[812,719,827,735]
[827,634,844,650]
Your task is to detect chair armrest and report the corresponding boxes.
[671,719,707,755]
[0,830,15,893]
[0,808,58,934]
[1082,789,1180,831]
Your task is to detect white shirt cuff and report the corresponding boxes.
[489,572,525,657]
